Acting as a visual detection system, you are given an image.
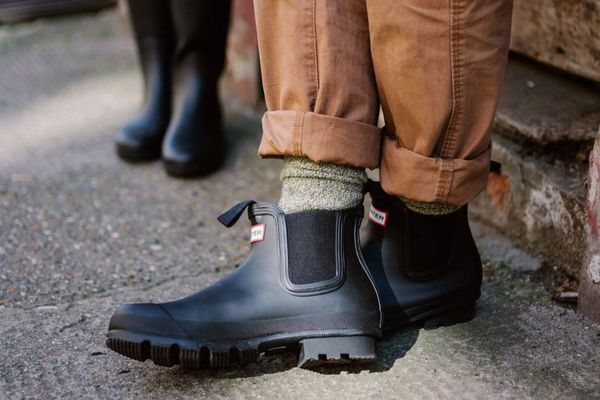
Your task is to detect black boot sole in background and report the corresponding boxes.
[162,155,225,178]
[116,142,162,162]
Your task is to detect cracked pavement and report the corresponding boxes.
[1,10,599,400]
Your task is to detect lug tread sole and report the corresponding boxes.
[106,333,376,370]
[298,336,376,368]
[419,301,476,330]
[106,338,258,368]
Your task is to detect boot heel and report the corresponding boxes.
[422,302,476,330]
[298,336,376,368]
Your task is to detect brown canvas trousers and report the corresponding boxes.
[254,0,513,206]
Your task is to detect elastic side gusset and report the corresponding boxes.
[285,211,337,285]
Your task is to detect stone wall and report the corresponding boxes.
[579,132,600,322]
[511,0,600,83]
[470,57,600,290]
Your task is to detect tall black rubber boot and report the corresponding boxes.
[161,1,231,177]
[116,0,174,161]
[106,201,382,369]
[362,181,482,332]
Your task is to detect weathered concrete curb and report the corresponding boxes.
[470,134,587,282]
[579,130,600,322]
[470,54,600,293]
[495,57,600,144]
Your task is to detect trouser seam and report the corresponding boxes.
[311,0,320,96]
[435,159,456,203]
[291,0,319,158]
[437,0,465,202]
[292,112,305,156]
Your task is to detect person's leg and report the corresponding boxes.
[116,0,174,161]
[368,0,513,207]
[161,0,231,177]
[106,0,383,369]
[362,0,513,329]
[256,0,381,213]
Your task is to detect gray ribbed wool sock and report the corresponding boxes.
[279,157,367,214]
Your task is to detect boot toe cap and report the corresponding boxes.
[162,148,226,177]
[116,129,162,160]
[108,303,185,338]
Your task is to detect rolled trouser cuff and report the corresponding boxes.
[380,136,491,207]
[258,110,381,169]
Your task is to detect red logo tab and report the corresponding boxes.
[250,224,266,243]
[369,205,388,227]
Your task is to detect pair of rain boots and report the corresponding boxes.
[106,181,482,368]
[116,0,230,177]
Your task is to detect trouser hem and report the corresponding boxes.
[379,136,491,206]
[258,110,381,169]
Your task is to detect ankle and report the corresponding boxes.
[279,157,366,214]
[400,197,460,216]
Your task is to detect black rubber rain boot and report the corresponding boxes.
[107,201,382,369]
[361,181,482,332]
[161,1,231,177]
[116,0,174,161]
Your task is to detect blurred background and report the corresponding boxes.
[0,1,599,399]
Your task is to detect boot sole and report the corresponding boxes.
[416,301,476,329]
[106,329,377,369]
[162,156,225,178]
[116,144,161,162]
[384,299,478,333]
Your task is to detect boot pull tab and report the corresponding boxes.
[364,179,387,198]
[490,160,502,173]
[363,179,377,195]
[217,200,257,227]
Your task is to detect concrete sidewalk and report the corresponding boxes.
[1,10,599,400]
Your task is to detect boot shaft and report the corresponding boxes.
[127,0,174,43]
[231,202,382,317]
[126,0,232,78]
[126,0,174,105]
[169,0,231,77]
[363,181,482,329]
[365,180,481,284]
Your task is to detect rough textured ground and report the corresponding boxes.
[1,10,599,400]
